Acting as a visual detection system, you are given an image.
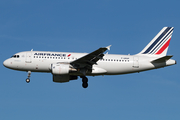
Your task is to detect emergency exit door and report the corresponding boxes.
[133,57,139,68]
[26,52,32,63]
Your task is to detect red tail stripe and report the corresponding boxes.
[155,38,171,55]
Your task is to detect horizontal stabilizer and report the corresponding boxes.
[151,55,173,63]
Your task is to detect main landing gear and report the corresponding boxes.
[26,71,31,83]
[81,76,88,88]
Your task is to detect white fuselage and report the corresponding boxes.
[3,27,176,88]
[3,51,176,76]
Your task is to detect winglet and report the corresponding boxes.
[106,45,112,50]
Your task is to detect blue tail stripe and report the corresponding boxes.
[149,28,173,54]
[143,27,172,54]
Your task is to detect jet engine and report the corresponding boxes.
[53,75,78,83]
[51,63,69,75]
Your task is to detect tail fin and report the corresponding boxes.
[139,27,174,56]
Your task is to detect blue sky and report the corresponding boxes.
[1,0,180,120]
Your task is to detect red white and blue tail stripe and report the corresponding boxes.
[139,27,174,56]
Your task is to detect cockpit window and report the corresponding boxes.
[11,55,16,58]
[11,55,20,58]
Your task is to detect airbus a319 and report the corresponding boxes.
[3,27,176,88]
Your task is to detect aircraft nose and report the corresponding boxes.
[3,59,10,68]
[3,60,7,67]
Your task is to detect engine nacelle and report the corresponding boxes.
[51,63,69,75]
[53,75,78,83]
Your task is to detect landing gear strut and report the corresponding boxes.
[26,71,31,83]
[82,76,88,88]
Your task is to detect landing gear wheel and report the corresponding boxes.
[82,77,88,83]
[26,78,30,83]
[26,71,31,83]
[82,82,88,88]
[82,76,88,88]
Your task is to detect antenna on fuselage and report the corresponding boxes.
[31,49,33,51]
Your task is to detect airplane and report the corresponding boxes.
[3,27,176,88]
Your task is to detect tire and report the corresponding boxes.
[82,82,88,88]
[26,78,30,83]
[82,77,88,83]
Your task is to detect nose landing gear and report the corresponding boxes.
[26,71,31,83]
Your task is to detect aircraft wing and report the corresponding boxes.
[70,45,111,71]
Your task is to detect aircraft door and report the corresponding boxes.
[26,52,32,63]
[133,57,139,68]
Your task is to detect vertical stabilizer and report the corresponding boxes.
[139,27,174,56]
